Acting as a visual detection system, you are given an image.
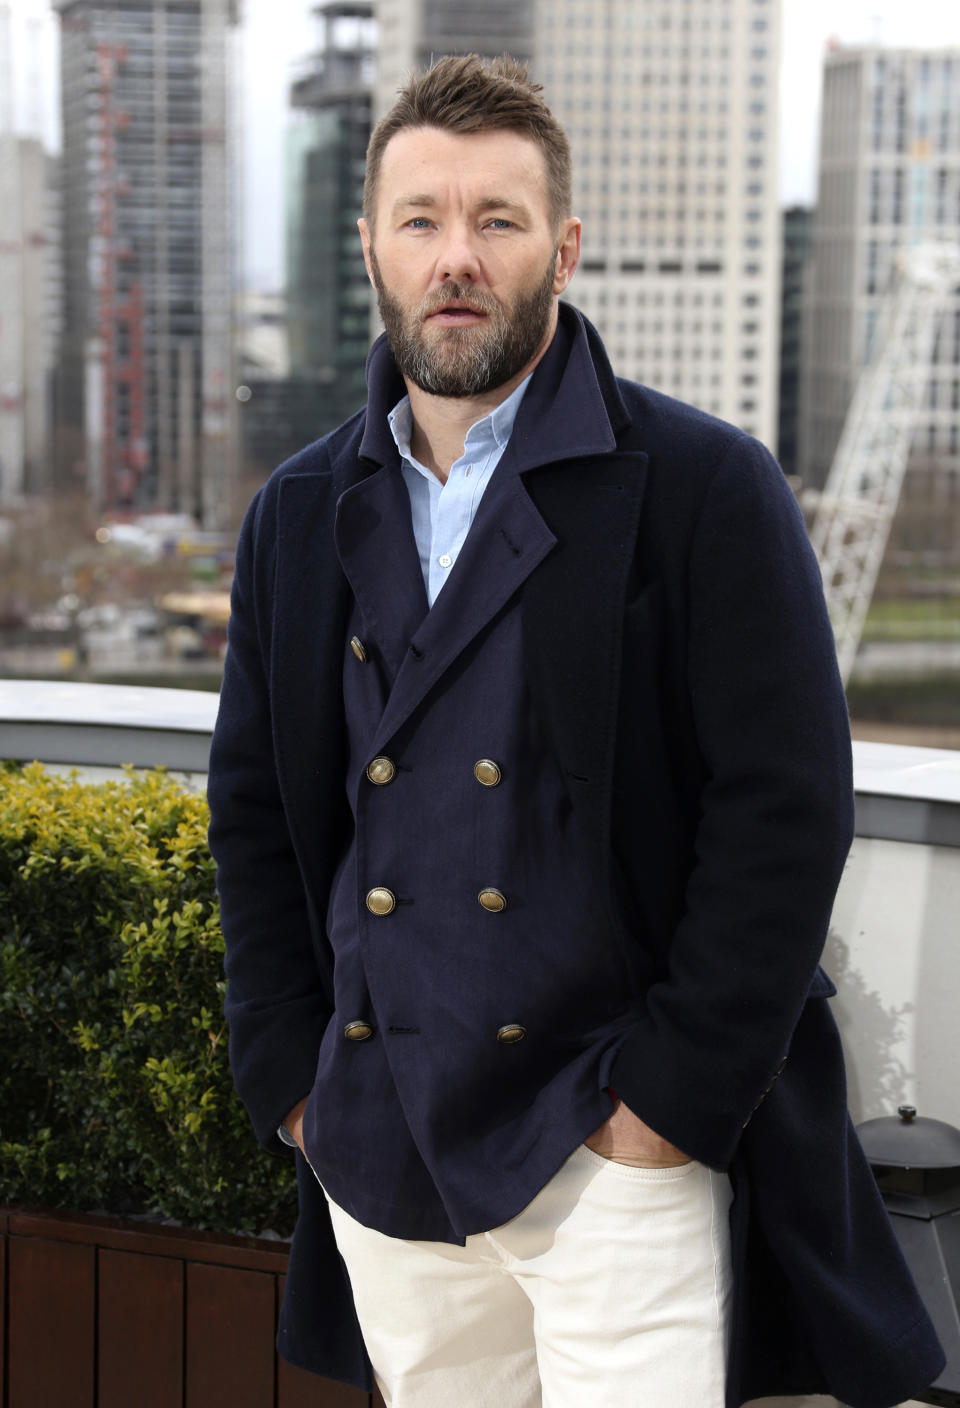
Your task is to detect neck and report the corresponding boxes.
[405,315,556,482]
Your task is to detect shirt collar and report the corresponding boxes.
[387,373,533,467]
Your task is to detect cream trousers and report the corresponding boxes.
[320,1144,733,1408]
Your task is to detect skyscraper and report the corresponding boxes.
[800,45,960,495]
[535,0,782,447]
[0,2,61,504]
[0,136,60,504]
[53,0,239,528]
[374,0,533,121]
[778,204,812,480]
[286,0,375,431]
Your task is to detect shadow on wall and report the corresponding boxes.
[821,927,913,1123]
[915,846,960,1121]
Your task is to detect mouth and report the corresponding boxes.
[425,303,489,326]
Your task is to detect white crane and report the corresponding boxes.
[807,240,960,685]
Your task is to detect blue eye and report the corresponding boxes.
[487,219,514,230]
[406,217,432,229]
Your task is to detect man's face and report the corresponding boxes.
[359,127,581,399]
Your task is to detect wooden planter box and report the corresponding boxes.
[0,1207,384,1408]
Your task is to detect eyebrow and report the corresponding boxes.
[390,194,533,222]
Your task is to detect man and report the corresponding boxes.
[207,55,943,1408]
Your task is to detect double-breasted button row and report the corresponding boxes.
[343,1020,524,1045]
[361,755,505,917]
[364,756,501,787]
[365,885,507,914]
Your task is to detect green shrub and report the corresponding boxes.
[0,762,297,1236]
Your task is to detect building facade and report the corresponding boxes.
[778,204,812,480]
[53,0,239,528]
[800,45,960,494]
[374,0,533,122]
[534,0,782,446]
[286,1,375,434]
[0,135,60,503]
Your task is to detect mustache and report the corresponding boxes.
[420,284,501,318]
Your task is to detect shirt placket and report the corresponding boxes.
[429,451,474,602]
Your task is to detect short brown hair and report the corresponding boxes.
[363,54,572,230]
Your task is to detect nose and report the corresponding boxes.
[435,223,482,283]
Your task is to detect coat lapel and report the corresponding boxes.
[508,304,649,839]
[520,451,649,857]
[369,474,557,754]
[335,464,428,681]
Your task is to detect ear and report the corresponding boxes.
[358,218,377,290]
[553,217,582,294]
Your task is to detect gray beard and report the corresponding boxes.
[370,251,557,399]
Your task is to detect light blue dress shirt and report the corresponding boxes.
[388,374,533,607]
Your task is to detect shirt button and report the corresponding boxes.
[478,888,507,913]
[350,636,368,662]
[366,756,396,785]
[366,887,397,916]
[438,553,452,568]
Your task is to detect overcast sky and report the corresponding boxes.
[4,0,958,290]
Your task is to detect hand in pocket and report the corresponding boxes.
[584,1099,692,1168]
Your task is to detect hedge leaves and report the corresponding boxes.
[0,763,297,1236]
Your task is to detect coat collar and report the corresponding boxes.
[356,302,631,477]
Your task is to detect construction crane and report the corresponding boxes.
[807,240,960,685]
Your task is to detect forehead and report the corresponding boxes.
[375,126,552,214]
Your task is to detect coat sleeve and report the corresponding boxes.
[609,432,854,1170]
[207,487,333,1153]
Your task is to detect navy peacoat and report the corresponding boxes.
[207,305,945,1408]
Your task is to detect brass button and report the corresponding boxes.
[344,1020,373,1042]
[366,756,396,786]
[478,887,506,913]
[473,759,502,787]
[350,635,367,662]
[497,1024,526,1044]
[366,887,396,916]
